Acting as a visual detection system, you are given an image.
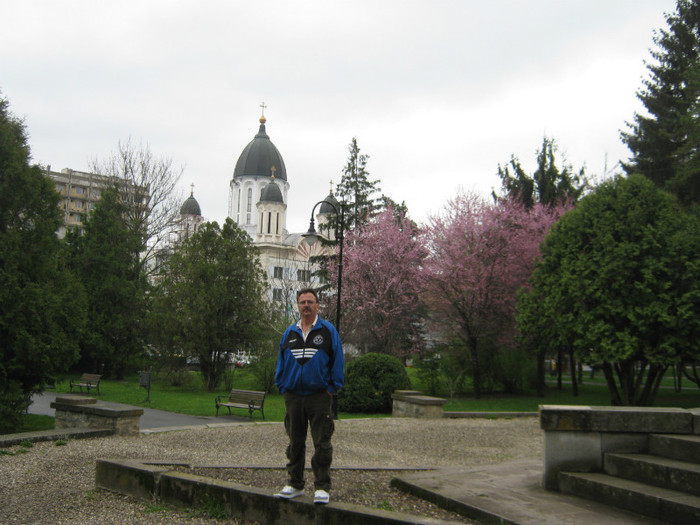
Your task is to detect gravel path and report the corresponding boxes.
[0,417,542,524]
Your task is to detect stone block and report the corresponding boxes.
[51,400,143,436]
[543,430,602,490]
[392,391,447,419]
[96,459,169,500]
[539,405,692,434]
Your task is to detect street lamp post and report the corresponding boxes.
[302,198,346,332]
[303,198,346,420]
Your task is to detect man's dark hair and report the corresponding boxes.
[297,288,318,302]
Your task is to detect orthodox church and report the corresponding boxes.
[225,110,335,314]
[174,109,336,314]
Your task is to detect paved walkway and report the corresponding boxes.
[395,461,664,524]
[26,393,664,524]
[29,392,249,431]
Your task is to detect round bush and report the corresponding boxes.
[338,352,411,413]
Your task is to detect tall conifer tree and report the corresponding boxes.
[621,0,700,205]
[336,137,382,231]
[0,95,85,431]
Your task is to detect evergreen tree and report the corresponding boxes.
[0,94,86,432]
[65,186,147,378]
[336,137,382,231]
[621,0,700,205]
[495,136,588,208]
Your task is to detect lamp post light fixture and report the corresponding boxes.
[302,198,346,333]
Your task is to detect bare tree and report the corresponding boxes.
[90,138,183,274]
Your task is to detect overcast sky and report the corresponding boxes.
[2,0,676,233]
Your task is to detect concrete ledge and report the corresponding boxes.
[540,405,700,491]
[51,398,143,436]
[96,458,464,525]
[392,391,447,419]
[0,427,114,447]
[540,405,693,434]
[444,412,537,419]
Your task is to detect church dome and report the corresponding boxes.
[319,192,339,215]
[233,115,288,181]
[180,192,201,216]
[260,176,284,203]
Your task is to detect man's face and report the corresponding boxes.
[297,292,319,319]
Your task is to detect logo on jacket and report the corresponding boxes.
[291,347,318,365]
[313,335,324,345]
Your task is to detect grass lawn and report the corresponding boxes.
[14,365,700,434]
[49,368,385,424]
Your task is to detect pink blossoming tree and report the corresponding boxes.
[326,208,428,359]
[424,190,568,398]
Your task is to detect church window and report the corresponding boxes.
[246,188,252,224]
[276,213,279,234]
[267,212,272,233]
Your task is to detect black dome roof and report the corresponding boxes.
[260,177,284,203]
[180,193,201,216]
[319,192,339,214]
[233,116,287,181]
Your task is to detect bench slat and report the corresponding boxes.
[215,388,266,420]
[70,373,102,395]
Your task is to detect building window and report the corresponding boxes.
[273,288,283,301]
[297,269,311,282]
[74,186,85,195]
[273,266,283,279]
[246,188,252,224]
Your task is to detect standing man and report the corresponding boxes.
[274,288,344,504]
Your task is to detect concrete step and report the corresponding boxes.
[605,453,700,497]
[649,434,700,465]
[559,471,700,524]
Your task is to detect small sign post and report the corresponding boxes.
[139,371,151,402]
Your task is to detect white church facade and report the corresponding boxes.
[225,111,335,317]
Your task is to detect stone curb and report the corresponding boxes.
[0,427,114,447]
[443,412,537,419]
[96,458,466,525]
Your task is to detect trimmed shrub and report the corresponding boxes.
[338,352,411,413]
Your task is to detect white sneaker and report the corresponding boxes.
[274,485,304,499]
[314,489,330,504]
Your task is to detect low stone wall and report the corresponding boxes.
[96,458,448,525]
[51,395,143,436]
[392,390,447,419]
[539,404,700,490]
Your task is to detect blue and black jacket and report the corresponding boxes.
[274,316,345,396]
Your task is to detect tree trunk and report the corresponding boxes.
[469,335,481,399]
[556,347,563,390]
[536,349,545,397]
[602,362,623,405]
[568,346,578,396]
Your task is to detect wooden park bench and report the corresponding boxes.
[69,373,102,395]
[215,389,266,420]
